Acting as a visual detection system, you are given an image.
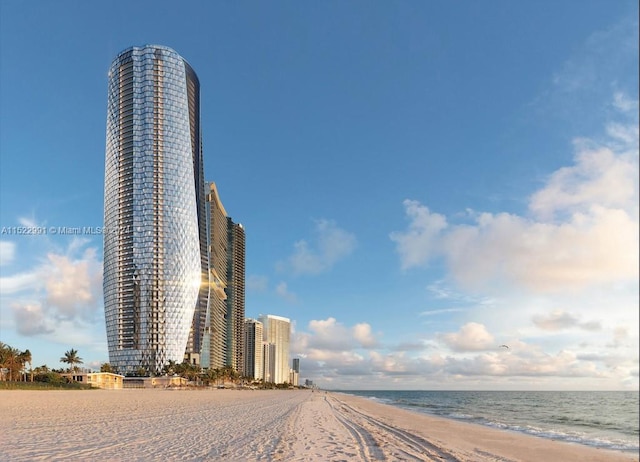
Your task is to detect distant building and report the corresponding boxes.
[226,218,245,374]
[290,357,300,386]
[263,342,276,384]
[259,314,291,384]
[243,318,264,380]
[123,376,188,389]
[289,370,299,387]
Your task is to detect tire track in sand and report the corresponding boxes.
[326,394,464,461]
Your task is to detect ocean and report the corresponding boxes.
[340,390,639,454]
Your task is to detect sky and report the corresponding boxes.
[0,1,638,390]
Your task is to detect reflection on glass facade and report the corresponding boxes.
[103,45,208,375]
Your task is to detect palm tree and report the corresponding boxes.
[60,348,83,373]
[0,343,22,381]
[162,360,177,376]
[19,349,32,382]
[100,363,114,373]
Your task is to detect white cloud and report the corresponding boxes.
[613,92,638,113]
[419,308,464,317]
[0,271,41,294]
[18,216,40,228]
[291,314,638,389]
[439,322,496,352]
[300,317,354,351]
[275,281,297,303]
[529,143,637,219]
[45,247,102,322]
[292,317,380,354]
[389,202,446,271]
[1,240,103,336]
[352,322,378,348]
[0,241,15,266]
[279,219,356,275]
[12,302,55,336]
[532,309,601,332]
[246,274,268,291]
[390,108,639,294]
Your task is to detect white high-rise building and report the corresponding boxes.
[258,314,290,384]
[262,342,276,384]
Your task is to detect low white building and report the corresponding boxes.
[62,372,124,389]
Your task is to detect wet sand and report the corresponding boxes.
[1,389,637,461]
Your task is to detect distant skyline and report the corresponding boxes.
[1,1,638,390]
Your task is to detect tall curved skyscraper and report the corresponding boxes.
[103,45,208,375]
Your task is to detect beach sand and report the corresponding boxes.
[1,388,637,461]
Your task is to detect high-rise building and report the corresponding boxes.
[226,219,245,373]
[103,45,209,375]
[290,357,300,387]
[205,182,229,369]
[263,342,276,384]
[259,314,291,384]
[243,319,263,380]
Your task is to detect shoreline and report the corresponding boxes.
[328,391,638,462]
[2,388,637,461]
[332,390,638,455]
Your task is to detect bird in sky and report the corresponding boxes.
[499,345,510,349]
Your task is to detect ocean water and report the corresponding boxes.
[340,390,639,454]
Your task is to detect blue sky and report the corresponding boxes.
[1,1,638,390]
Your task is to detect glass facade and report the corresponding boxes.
[103,45,208,375]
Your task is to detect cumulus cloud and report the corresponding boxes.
[0,241,15,266]
[279,219,356,275]
[12,302,55,336]
[353,322,378,348]
[390,103,639,294]
[439,322,496,352]
[532,309,601,332]
[45,248,102,322]
[300,317,354,351]
[389,202,446,271]
[1,238,103,337]
[529,143,637,219]
[292,317,380,355]
[291,314,637,389]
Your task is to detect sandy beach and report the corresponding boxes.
[1,388,637,461]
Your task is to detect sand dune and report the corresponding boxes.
[1,389,637,461]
